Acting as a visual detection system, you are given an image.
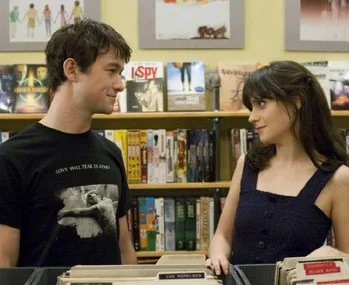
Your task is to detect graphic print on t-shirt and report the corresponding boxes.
[56,184,119,238]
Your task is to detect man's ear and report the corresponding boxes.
[63,58,78,82]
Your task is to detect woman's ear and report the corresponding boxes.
[294,96,302,110]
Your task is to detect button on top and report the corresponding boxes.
[261,228,268,235]
[269,195,276,202]
[258,241,266,249]
[264,210,272,218]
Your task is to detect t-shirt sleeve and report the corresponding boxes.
[116,148,132,218]
[0,154,24,229]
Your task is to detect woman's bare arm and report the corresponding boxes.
[206,155,245,274]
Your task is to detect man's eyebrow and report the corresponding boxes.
[107,62,123,69]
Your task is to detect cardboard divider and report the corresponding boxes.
[233,264,276,285]
[30,267,69,285]
[0,267,39,285]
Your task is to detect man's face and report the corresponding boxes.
[87,193,101,206]
[148,80,156,90]
[15,65,27,81]
[121,78,126,88]
[37,66,48,81]
[73,48,125,115]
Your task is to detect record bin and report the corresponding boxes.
[29,266,244,285]
[29,267,68,285]
[0,267,39,285]
[233,264,276,285]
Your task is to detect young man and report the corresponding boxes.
[0,19,137,267]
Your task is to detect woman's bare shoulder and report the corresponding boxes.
[329,165,349,194]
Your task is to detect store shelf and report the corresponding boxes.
[136,250,207,258]
[129,181,230,190]
[0,110,347,120]
[0,113,45,120]
[0,110,348,120]
[93,112,225,119]
[330,110,349,117]
[0,112,229,120]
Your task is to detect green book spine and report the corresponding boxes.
[185,197,196,250]
[175,197,186,250]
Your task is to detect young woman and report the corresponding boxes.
[54,5,69,28]
[206,61,349,275]
[41,5,52,37]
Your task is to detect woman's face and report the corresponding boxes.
[87,193,101,206]
[248,98,297,145]
[148,80,156,90]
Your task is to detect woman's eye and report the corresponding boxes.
[258,100,265,107]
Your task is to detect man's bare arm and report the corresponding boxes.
[0,224,20,267]
[119,216,137,264]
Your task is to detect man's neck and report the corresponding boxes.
[39,87,92,134]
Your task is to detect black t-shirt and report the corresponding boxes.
[0,122,132,267]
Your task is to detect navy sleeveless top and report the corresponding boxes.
[232,160,338,265]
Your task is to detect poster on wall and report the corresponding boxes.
[0,0,100,52]
[285,0,349,51]
[138,0,244,49]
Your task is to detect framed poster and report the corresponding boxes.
[138,0,244,49]
[285,0,349,52]
[0,0,100,52]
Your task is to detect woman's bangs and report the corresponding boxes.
[242,68,275,110]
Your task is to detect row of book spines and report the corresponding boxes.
[0,131,11,143]
[126,196,226,252]
[230,128,257,166]
[229,128,349,172]
[0,129,215,185]
[95,128,216,184]
[230,128,349,167]
[325,227,336,248]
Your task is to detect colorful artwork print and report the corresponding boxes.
[155,0,230,40]
[300,0,349,42]
[9,0,84,42]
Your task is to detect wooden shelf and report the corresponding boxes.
[0,112,225,120]
[211,110,349,118]
[0,110,349,120]
[0,113,45,120]
[136,250,207,258]
[129,181,230,190]
[330,110,349,117]
[93,112,224,119]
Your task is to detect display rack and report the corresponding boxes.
[0,264,278,285]
[1,70,349,263]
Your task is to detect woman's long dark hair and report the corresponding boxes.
[242,60,348,171]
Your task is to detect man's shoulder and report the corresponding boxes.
[93,132,123,157]
[0,124,40,155]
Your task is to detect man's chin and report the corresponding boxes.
[94,108,114,116]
